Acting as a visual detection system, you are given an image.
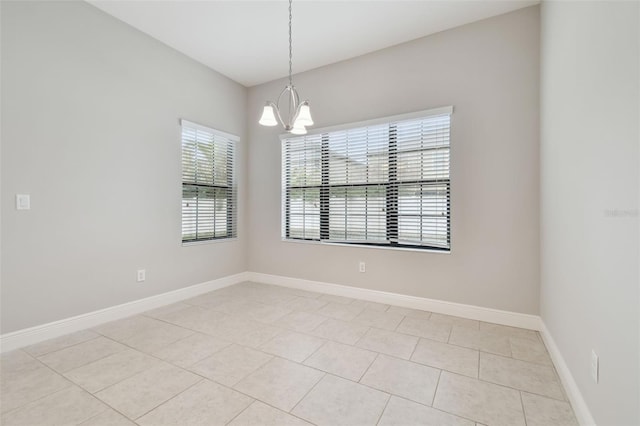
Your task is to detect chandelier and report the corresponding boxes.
[258,0,313,135]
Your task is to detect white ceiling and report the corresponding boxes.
[88,0,538,87]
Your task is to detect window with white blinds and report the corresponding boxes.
[181,120,237,243]
[282,108,451,251]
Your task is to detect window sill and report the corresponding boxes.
[181,237,238,247]
[281,238,451,254]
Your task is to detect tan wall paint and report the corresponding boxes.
[247,6,541,314]
[540,1,639,424]
[0,1,248,333]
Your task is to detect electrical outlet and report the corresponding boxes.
[137,269,146,282]
[16,194,30,210]
[359,261,366,273]
[591,350,599,383]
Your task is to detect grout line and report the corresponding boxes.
[288,371,327,413]
[407,336,420,361]
[374,393,392,426]
[431,369,443,406]
[300,339,327,364]
[519,391,529,426]
[357,352,379,383]
[223,399,256,425]
[133,377,205,421]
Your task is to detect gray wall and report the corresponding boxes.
[247,6,541,314]
[540,1,639,425]
[1,1,248,333]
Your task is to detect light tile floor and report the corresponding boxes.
[1,282,579,426]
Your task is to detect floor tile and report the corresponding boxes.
[259,331,324,362]
[521,392,578,426]
[243,303,293,324]
[1,362,72,414]
[352,309,404,331]
[121,321,194,353]
[152,332,232,368]
[209,298,266,316]
[142,302,193,319]
[433,372,525,426]
[304,341,377,381]
[190,344,273,386]
[93,316,164,342]
[378,395,474,426]
[356,328,418,359]
[0,283,576,426]
[65,349,160,393]
[247,289,299,306]
[282,296,328,313]
[386,306,432,320]
[316,302,364,321]
[228,401,313,426]
[360,354,440,406]
[203,314,272,343]
[396,317,451,342]
[479,352,565,400]
[137,379,253,426]
[156,305,227,334]
[448,326,511,356]
[510,336,553,366]
[95,363,201,419]
[411,338,479,378]
[38,337,127,373]
[429,313,479,330]
[479,322,539,342]
[234,357,324,412]
[191,294,243,310]
[319,294,355,305]
[79,408,138,425]
[23,330,100,357]
[1,386,106,426]
[350,300,390,312]
[229,323,283,348]
[310,319,369,345]
[1,350,42,376]
[274,311,328,332]
[292,374,389,426]
[282,288,323,299]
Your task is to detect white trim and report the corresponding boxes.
[246,272,540,330]
[279,105,453,140]
[180,119,240,142]
[539,321,597,426]
[0,272,250,353]
[280,238,451,255]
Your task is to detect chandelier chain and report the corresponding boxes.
[288,0,293,87]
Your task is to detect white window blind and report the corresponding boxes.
[282,108,451,251]
[181,120,237,243]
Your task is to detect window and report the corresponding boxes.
[181,120,237,243]
[282,107,451,251]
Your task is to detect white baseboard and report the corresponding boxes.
[539,321,596,426]
[0,272,250,353]
[246,272,541,330]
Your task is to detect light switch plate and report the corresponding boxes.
[16,194,30,210]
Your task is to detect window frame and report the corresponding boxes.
[180,119,238,245]
[281,106,452,252]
